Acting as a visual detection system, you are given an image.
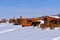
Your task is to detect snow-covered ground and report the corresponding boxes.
[52,37,60,40]
[0,23,60,40]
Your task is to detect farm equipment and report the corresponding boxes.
[0,14,60,30]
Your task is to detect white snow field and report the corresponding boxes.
[0,23,60,40]
[52,36,60,40]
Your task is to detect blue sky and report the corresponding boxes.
[0,0,60,19]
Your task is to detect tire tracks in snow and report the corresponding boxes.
[0,28,18,34]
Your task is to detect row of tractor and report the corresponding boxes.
[0,16,60,30]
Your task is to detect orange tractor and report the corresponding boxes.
[9,16,43,27]
[0,19,7,23]
[8,16,60,30]
[40,16,60,29]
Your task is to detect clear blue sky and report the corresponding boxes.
[0,0,60,19]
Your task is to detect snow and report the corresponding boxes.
[0,28,17,33]
[49,16,60,18]
[52,36,60,40]
[0,23,60,40]
[0,23,13,27]
[38,20,44,24]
